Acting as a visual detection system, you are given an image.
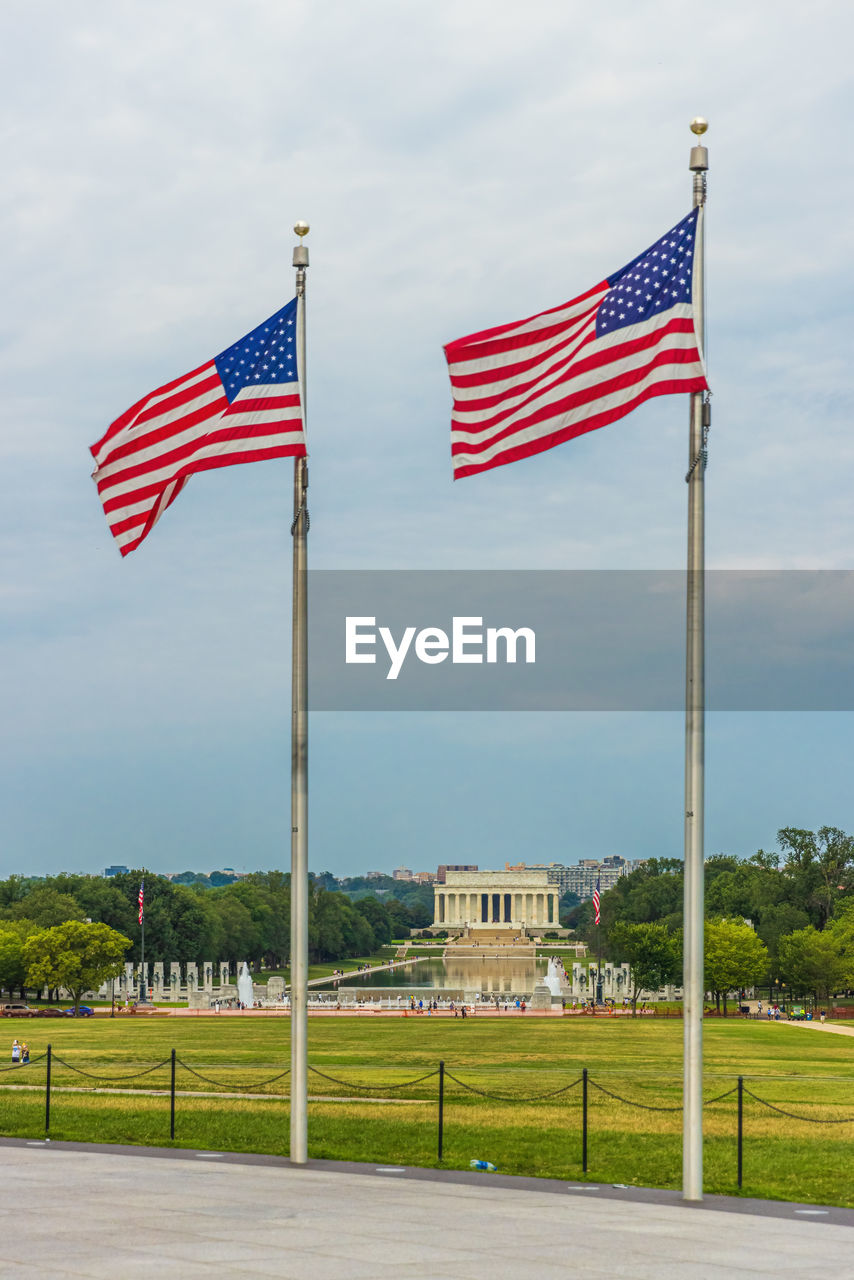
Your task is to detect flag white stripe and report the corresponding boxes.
[231,382,299,401]
[222,408,303,429]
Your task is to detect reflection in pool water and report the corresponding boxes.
[318,956,550,995]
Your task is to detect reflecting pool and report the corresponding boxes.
[317,955,550,995]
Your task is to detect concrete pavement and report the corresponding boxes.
[1,1141,851,1279]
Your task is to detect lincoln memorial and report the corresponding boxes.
[432,868,561,933]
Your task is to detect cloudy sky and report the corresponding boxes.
[2,1,853,880]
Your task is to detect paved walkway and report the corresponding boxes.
[0,1141,851,1278]
[777,1019,854,1039]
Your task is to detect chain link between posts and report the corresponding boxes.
[443,1071,584,1103]
[307,1065,439,1092]
[50,1055,172,1081]
[177,1061,291,1090]
[742,1086,854,1125]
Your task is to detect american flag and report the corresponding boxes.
[90,299,306,556]
[138,880,144,926]
[593,876,601,926]
[444,209,707,479]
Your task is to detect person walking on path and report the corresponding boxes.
[11,1039,20,1064]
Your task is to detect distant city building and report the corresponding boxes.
[436,864,478,884]
[104,865,129,878]
[413,871,436,884]
[393,866,414,881]
[505,856,635,901]
[365,871,386,880]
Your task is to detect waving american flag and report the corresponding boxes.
[91,299,306,556]
[445,209,707,478]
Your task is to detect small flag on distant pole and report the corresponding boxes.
[90,300,307,556]
[444,210,707,478]
[138,880,144,925]
[593,876,601,926]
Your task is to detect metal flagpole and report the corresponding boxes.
[683,117,709,1202]
[139,869,145,1004]
[290,220,310,1164]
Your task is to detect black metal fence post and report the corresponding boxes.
[582,1067,588,1173]
[438,1060,444,1161]
[737,1075,743,1188]
[45,1044,52,1134]
[170,1048,176,1140]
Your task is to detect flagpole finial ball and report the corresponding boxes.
[690,117,708,136]
[294,221,310,238]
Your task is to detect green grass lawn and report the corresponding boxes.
[1,1016,852,1205]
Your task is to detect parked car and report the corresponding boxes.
[35,1007,68,1018]
[0,1003,38,1017]
[62,1005,94,1017]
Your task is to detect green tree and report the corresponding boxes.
[0,921,39,997]
[777,827,854,928]
[610,921,680,1015]
[704,919,769,1015]
[211,894,257,963]
[776,924,852,1000]
[247,871,290,967]
[7,887,86,928]
[354,896,392,945]
[23,921,131,1013]
[591,859,684,946]
[754,903,811,963]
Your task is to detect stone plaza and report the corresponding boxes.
[1,1142,850,1279]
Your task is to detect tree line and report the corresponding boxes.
[0,869,433,999]
[569,827,854,1008]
